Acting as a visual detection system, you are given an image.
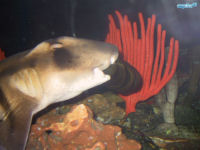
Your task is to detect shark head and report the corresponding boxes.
[27,36,119,111]
[0,36,118,150]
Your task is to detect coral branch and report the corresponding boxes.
[0,48,5,61]
[106,11,179,115]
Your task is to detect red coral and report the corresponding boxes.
[106,11,179,115]
[0,48,5,61]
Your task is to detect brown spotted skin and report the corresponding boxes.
[0,36,118,150]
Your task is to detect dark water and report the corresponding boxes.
[0,0,200,55]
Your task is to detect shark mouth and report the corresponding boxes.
[94,67,110,80]
[93,55,118,82]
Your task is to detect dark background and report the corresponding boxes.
[0,0,199,56]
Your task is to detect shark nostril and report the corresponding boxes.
[110,56,116,64]
[110,52,118,64]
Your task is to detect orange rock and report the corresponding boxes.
[85,142,105,150]
[27,104,141,150]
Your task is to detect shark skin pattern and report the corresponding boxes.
[0,36,118,150]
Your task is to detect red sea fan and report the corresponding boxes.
[106,11,179,115]
[0,48,5,61]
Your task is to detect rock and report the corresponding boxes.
[81,93,126,124]
[53,93,126,125]
[156,123,179,136]
[27,104,141,150]
[187,46,200,101]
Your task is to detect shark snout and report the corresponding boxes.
[98,45,119,71]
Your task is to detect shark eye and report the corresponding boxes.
[48,38,63,48]
[51,43,63,49]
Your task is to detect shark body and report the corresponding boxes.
[0,36,118,150]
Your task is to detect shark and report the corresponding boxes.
[0,36,118,150]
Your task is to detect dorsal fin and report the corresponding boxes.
[26,40,63,58]
[26,41,50,57]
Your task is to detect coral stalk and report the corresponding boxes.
[106,11,179,115]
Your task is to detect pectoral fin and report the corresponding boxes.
[0,91,36,150]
